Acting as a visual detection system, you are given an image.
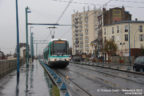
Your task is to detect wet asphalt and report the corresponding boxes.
[55,63,144,96]
[0,60,50,96]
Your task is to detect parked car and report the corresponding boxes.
[72,55,81,62]
[133,56,144,72]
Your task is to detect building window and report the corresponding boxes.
[139,25,143,32]
[85,36,88,39]
[85,29,88,33]
[125,25,128,32]
[80,37,83,40]
[117,26,119,33]
[85,44,89,47]
[125,34,128,41]
[80,41,83,44]
[75,34,78,37]
[112,36,115,41]
[85,40,89,43]
[80,45,83,48]
[112,27,114,34]
[139,34,144,41]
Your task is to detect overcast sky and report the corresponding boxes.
[0,0,144,55]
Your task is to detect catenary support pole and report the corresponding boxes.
[15,0,20,78]
[25,7,29,67]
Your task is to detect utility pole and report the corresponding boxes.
[128,23,131,64]
[15,0,20,78]
[25,7,30,67]
[34,40,49,59]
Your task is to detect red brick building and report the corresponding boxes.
[103,7,131,25]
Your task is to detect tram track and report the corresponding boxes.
[54,68,128,96]
[54,69,93,96]
[68,63,144,96]
[71,63,144,85]
[55,63,144,96]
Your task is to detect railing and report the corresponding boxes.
[0,59,24,78]
[39,59,70,96]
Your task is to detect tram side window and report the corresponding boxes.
[44,47,49,59]
[66,42,69,54]
[51,43,54,55]
[47,47,49,58]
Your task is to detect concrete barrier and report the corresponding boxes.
[0,59,24,78]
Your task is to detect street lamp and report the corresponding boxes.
[15,0,20,78]
[25,6,31,67]
[128,23,131,64]
[127,23,131,70]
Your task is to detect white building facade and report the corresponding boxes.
[72,9,102,55]
[102,21,144,56]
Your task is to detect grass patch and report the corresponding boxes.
[51,85,60,96]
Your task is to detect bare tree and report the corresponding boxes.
[103,39,118,61]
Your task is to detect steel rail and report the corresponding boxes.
[55,69,93,96]
[72,62,144,75]
[71,64,144,85]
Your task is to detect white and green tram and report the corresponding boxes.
[43,39,70,68]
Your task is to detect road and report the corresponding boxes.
[55,63,144,96]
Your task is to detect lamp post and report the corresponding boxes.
[25,7,31,67]
[127,23,131,71]
[128,23,131,64]
[15,0,20,78]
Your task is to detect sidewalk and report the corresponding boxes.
[0,60,51,96]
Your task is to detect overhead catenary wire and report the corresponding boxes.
[86,0,144,20]
[57,0,113,39]
[87,0,113,19]
[52,0,144,9]
[53,0,102,6]
[113,0,144,4]
[56,0,73,23]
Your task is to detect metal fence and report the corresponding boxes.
[0,59,24,78]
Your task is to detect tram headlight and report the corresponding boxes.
[66,58,70,61]
[49,58,55,61]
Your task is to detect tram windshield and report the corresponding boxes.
[51,41,68,55]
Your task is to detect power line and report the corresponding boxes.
[53,0,102,6]
[87,0,144,18]
[114,0,144,4]
[87,0,113,18]
[53,0,144,9]
[56,0,73,23]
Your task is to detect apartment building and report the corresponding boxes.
[72,9,102,55]
[102,20,144,56]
